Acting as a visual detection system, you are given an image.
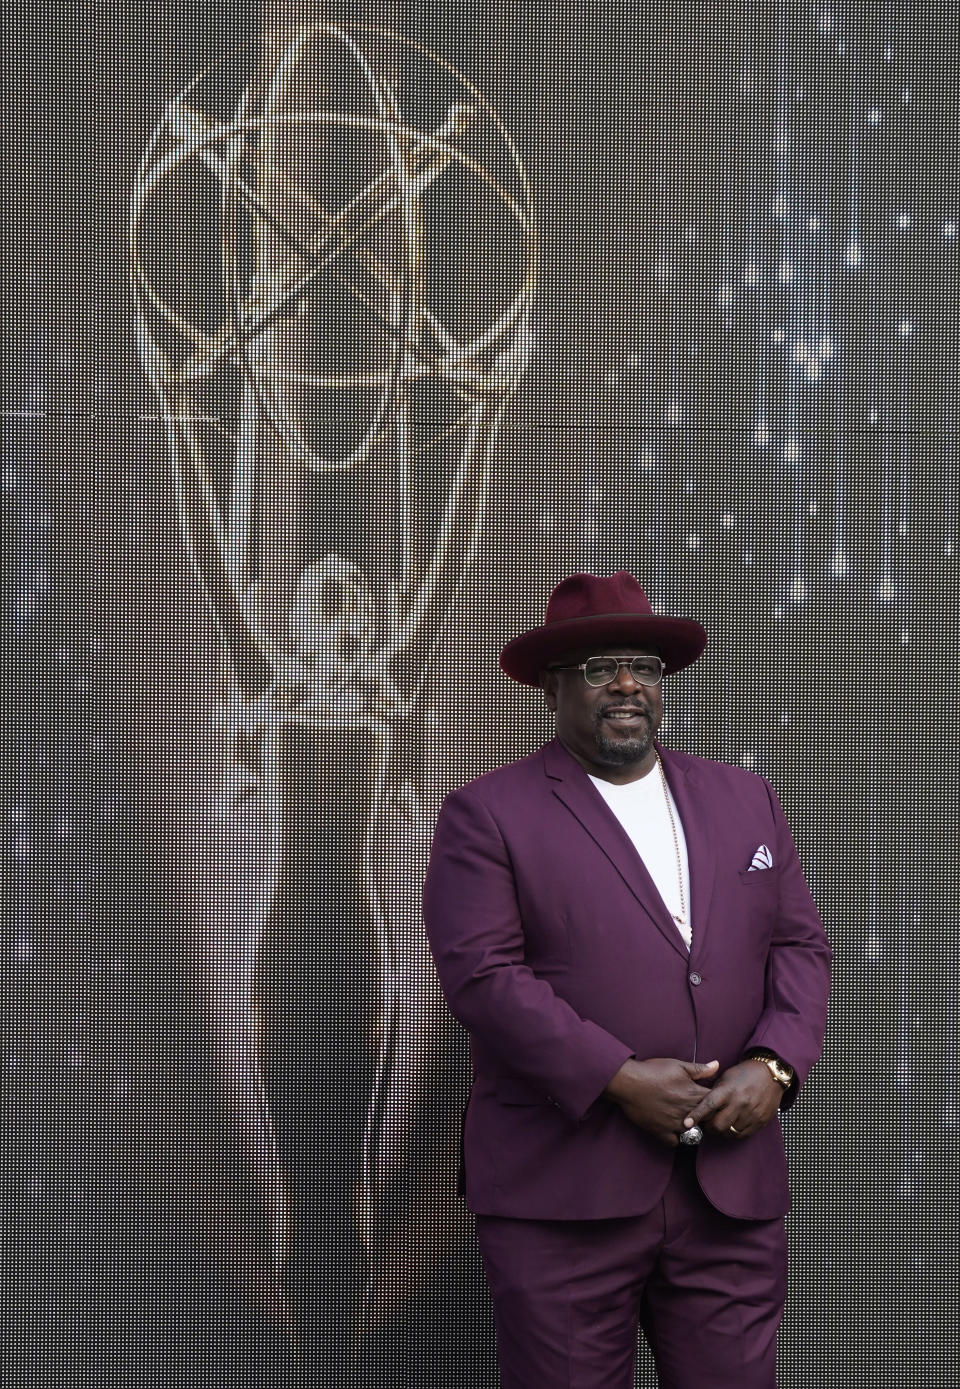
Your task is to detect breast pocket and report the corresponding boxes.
[738,867,778,888]
[732,867,779,953]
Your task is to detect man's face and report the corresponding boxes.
[541,646,664,784]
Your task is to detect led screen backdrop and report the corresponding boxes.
[4,1,958,1385]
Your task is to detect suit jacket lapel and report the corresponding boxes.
[657,745,716,962]
[543,739,690,959]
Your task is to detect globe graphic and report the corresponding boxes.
[130,23,536,476]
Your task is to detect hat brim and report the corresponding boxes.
[500,612,707,686]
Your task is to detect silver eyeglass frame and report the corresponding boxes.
[547,655,665,688]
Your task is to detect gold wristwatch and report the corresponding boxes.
[748,1052,794,1090]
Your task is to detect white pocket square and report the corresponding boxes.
[748,844,773,871]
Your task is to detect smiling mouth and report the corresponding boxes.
[599,706,649,725]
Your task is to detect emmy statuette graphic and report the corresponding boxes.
[131,23,536,1373]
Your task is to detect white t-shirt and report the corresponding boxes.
[588,766,692,950]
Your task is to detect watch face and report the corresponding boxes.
[755,1055,791,1085]
[750,1053,793,1085]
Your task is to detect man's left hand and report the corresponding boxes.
[681,1060,783,1139]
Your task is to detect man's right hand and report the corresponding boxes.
[603,1057,720,1146]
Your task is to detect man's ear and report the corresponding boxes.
[540,669,558,712]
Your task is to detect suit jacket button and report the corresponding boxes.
[689,971,702,985]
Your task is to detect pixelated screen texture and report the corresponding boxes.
[3,2,958,1386]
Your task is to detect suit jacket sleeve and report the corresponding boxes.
[741,777,832,1105]
[423,784,633,1123]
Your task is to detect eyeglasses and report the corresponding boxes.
[548,655,665,687]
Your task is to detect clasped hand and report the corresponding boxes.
[604,1057,783,1146]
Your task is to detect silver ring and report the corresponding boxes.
[729,1125,739,1135]
[679,1125,703,1146]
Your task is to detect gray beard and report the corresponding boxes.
[594,725,654,766]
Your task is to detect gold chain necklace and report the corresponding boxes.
[656,754,687,928]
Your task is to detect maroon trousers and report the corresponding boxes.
[476,1149,788,1389]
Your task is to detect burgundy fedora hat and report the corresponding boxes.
[499,571,707,686]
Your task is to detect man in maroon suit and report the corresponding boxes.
[423,571,831,1388]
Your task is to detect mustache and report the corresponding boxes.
[595,700,650,718]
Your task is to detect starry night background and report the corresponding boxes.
[3,0,959,1386]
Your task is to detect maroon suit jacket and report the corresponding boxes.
[423,738,831,1222]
